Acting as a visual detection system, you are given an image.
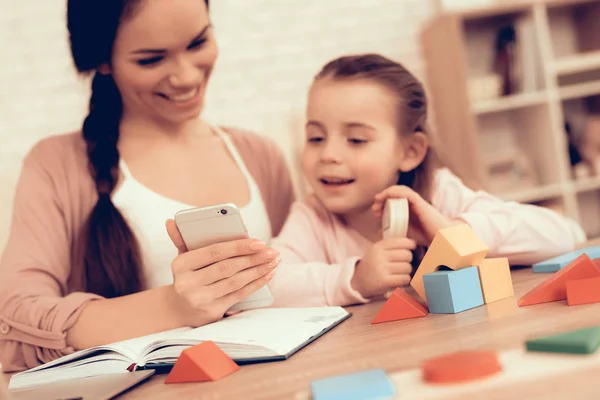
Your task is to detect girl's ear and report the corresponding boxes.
[398,132,428,172]
[98,63,111,75]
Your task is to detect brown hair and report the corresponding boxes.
[66,0,210,298]
[314,53,443,203]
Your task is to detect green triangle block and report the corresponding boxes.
[526,326,600,355]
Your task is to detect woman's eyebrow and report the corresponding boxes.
[306,120,326,131]
[130,24,211,55]
[344,122,377,132]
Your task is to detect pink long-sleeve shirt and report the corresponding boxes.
[269,168,583,307]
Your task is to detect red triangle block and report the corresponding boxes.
[165,341,240,384]
[519,254,600,307]
[566,276,600,306]
[372,288,428,324]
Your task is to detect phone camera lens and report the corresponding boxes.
[220,209,228,215]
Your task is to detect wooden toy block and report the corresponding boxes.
[566,276,600,306]
[372,288,428,324]
[421,350,502,384]
[526,326,600,355]
[411,224,488,303]
[423,266,484,314]
[311,369,395,400]
[165,341,240,384]
[518,254,600,307]
[532,246,600,273]
[477,258,514,304]
[382,198,408,239]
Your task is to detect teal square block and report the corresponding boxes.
[423,266,484,314]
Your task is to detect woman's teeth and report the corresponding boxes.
[321,178,355,185]
[165,87,198,102]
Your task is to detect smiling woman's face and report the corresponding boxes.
[107,0,218,124]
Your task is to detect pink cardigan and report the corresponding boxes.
[269,168,582,307]
[0,128,295,372]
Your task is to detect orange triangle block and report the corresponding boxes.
[165,341,240,384]
[372,288,428,324]
[519,254,600,307]
[567,276,600,306]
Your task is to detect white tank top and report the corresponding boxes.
[112,125,272,289]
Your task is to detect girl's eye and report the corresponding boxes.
[308,137,324,143]
[188,38,207,50]
[137,57,163,67]
[349,138,367,145]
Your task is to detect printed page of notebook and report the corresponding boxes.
[113,327,192,361]
[170,307,349,355]
[12,327,191,376]
[8,360,131,390]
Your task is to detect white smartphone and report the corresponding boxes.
[174,203,274,312]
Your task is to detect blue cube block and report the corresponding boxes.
[423,266,484,314]
[532,246,600,273]
[311,369,395,400]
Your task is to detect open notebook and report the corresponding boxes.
[9,306,350,390]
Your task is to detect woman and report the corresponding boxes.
[0,0,294,371]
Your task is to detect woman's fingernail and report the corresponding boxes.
[269,257,280,268]
[264,249,279,258]
[265,270,276,279]
[250,241,267,251]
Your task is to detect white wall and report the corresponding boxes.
[0,0,438,252]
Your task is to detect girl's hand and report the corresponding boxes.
[372,185,458,246]
[351,237,416,299]
[165,219,279,327]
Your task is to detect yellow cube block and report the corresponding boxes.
[411,224,488,303]
[477,258,514,303]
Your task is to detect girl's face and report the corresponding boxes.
[107,0,217,125]
[302,77,425,216]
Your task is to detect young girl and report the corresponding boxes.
[268,53,584,307]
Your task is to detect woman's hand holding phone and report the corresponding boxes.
[165,219,279,327]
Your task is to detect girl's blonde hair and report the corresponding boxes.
[314,53,444,203]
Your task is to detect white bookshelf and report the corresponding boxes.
[554,50,600,76]
[501,182,564,203]
[573,176,600,193]
[421,0,600,238]
[473,90,548,114]
[559,80,600,100]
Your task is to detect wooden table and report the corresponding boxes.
[3,266,600,399]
